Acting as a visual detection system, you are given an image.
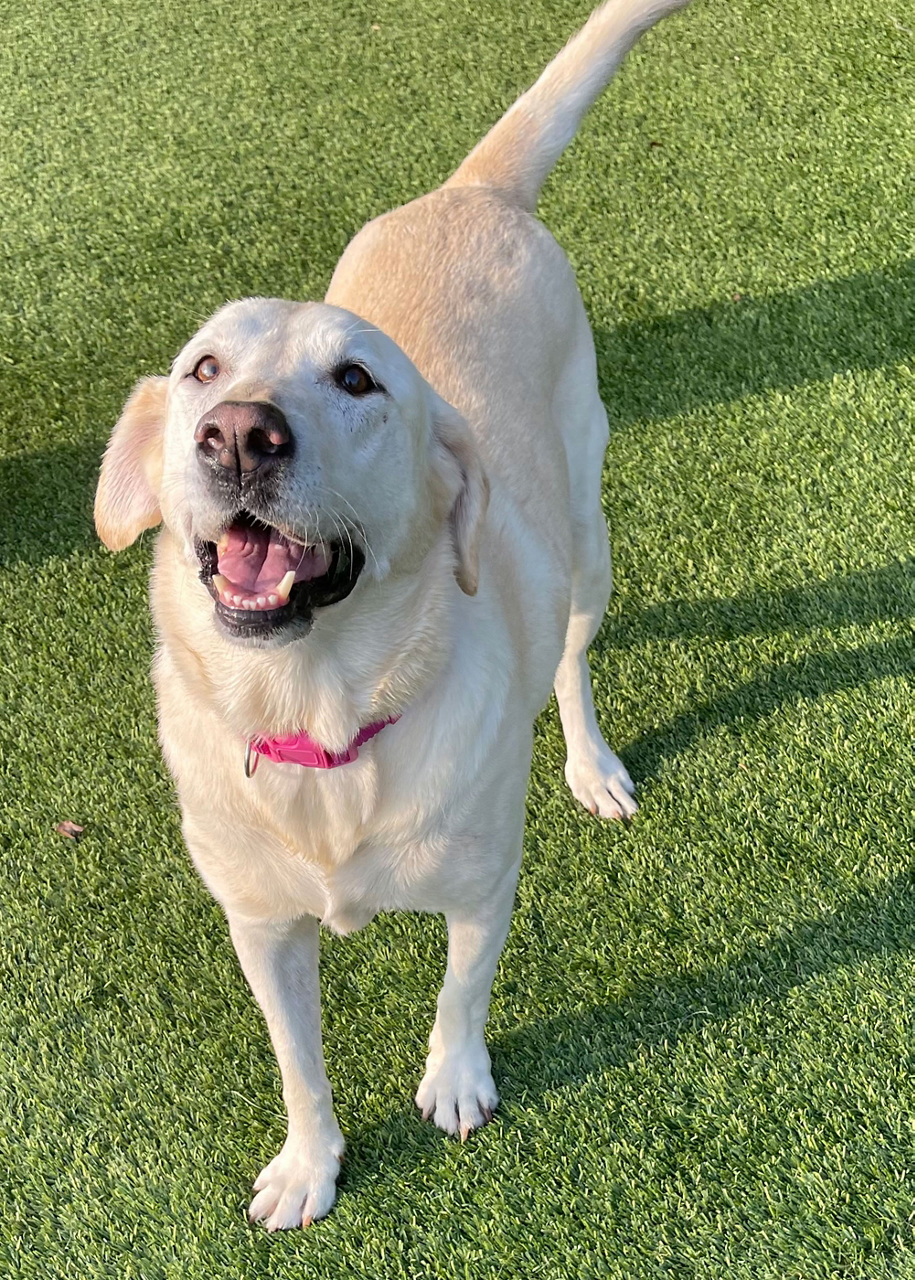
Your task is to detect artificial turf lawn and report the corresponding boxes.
[1,0,914,1273]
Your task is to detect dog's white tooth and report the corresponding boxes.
[256,596,266,608]
[217,532,230,553]
[233,594,243,606]
[274,570,296,602]
[212,573,230,598]
[267,594,278,606]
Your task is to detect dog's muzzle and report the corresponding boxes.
[191,401,365,643]
[195,517,365,643]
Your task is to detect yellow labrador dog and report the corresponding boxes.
[95,0,690,1230]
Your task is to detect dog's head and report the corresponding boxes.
[95,299,488,646]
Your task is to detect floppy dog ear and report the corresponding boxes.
[95,376,168,551]
[430,393,489,596]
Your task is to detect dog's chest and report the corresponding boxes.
[263,756,381,863]
[230,757,459,929]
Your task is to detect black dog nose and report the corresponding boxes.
[194,401,292,475]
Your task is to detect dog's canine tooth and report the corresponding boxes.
[274,570,296,602]
[212,573,230,599]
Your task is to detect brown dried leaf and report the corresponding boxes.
[55,821,85,840]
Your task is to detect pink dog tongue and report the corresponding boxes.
[217,524,330,593]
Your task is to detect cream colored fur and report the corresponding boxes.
[95,0,691,1230]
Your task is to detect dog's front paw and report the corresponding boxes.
[415,1043,499,1141]
[565,745,638,821]
[248,1135,343,1230]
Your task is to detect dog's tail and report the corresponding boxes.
[444,0,691,212]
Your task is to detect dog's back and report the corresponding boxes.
[327,0,691,551]
[328,184,579,567]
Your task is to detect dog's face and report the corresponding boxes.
[95,299,487,646]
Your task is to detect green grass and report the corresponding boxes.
[1,0,914,1274]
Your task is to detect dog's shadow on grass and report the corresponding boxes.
[337,866,915,1204]
[0,442,104,569]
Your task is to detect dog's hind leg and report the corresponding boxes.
[554,390,637,821]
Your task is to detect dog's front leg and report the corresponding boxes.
[227,913,343,1230]
[416,863,520,1140]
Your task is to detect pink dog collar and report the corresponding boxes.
[244,717,399,777]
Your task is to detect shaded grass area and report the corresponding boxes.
[2,0,915,1276]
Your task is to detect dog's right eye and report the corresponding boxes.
[192,356,221,383]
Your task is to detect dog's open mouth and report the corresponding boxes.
[195,513,364,642]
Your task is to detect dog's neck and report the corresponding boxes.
[151,529,459,752]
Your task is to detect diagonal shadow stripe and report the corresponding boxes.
[620,632,915,784]
[603,561,915,647]
[491,866,915,1101]
[596,258,915,427]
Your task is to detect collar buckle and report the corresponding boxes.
[243,716,399,778]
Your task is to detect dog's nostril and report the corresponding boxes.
[194,420,238,472]
[248,425,289,457]
[196,423,226,454]
[236,407,292,472]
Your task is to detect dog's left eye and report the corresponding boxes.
[336,364,378,396]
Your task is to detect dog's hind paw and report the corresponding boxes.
[415,1044,499,1141]
[565,746,637,821]
[248,1137,343,1231]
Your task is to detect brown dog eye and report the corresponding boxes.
[193,356,220,383]
[337,364,376,396]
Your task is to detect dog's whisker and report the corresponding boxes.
[341,318,379,341]
[309,484,379,574]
